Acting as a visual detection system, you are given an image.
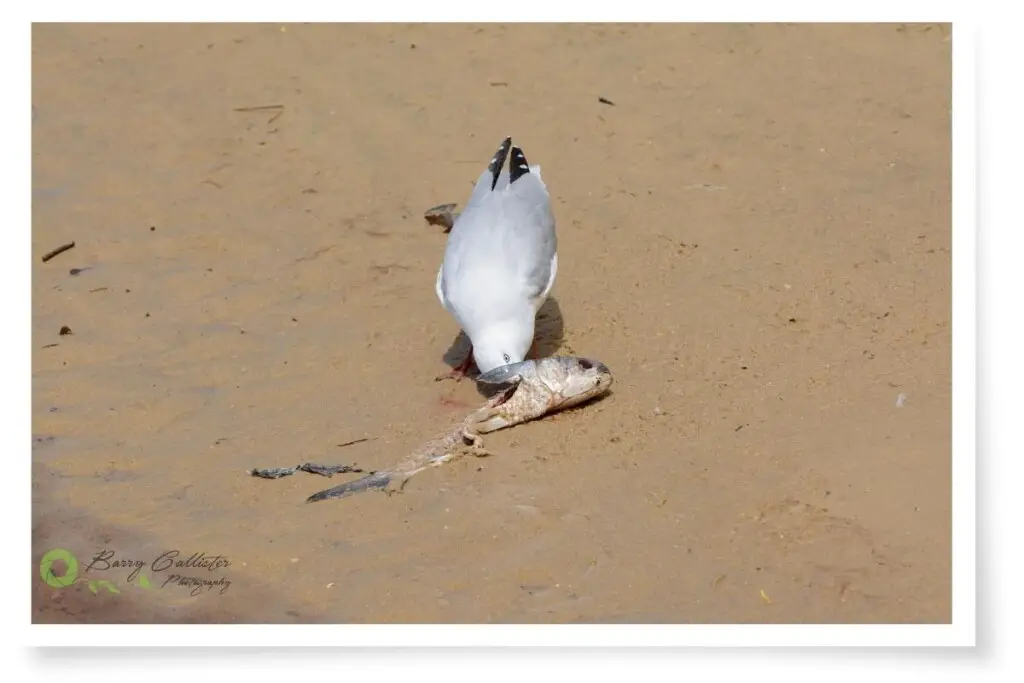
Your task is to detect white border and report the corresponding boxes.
[11,0,988,666]
[26,624,973,648]
[950,18,976,645]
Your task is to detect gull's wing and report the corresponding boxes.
[439,139,557,316]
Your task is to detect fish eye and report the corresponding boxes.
[503,353,510,363]
[578,359,593,370]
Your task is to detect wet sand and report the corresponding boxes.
[32,22,952,624]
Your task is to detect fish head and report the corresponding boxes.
[546,356,614,409]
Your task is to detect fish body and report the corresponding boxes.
[306,356,612,502]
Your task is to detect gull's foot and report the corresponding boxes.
[435,351,477,382]
[434,366,474,382]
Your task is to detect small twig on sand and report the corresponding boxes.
[248,462,364,480]
[336,437,371,448]
[42,242,75,263]
[247,466,296,479]
[233,104,285,124]
[233,104,284,112]
[248,437,373,480]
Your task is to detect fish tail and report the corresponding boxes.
[305,472,393,503]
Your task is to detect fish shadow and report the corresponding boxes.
[441,296,566,398]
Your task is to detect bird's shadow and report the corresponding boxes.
[441,296,566,398]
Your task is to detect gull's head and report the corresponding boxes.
[471,316,535,374]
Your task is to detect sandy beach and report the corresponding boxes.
[32,22,951,624]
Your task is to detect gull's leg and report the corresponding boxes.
[435,344,477,382]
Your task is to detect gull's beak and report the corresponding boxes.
[476,360,533,385]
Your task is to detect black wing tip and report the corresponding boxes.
[508,145,530,185]
[488,137,513,191]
